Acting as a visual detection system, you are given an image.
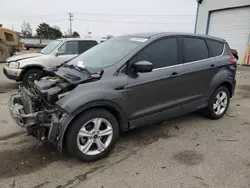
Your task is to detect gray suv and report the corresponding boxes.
[9,32,237,162]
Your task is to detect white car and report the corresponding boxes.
[3,38,101,86]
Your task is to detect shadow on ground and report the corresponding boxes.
[0,82,19,93]
[0,112,204,179]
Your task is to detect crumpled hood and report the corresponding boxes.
[6,53,43,62]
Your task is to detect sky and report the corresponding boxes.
[1,0,197,37]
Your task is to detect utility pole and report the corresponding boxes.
[68,13,73,37]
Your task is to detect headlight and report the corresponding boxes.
[8,61,19,69]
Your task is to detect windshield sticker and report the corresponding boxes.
[130,37,148,42]
[77,61,85,68]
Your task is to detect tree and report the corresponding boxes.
[21,21,32,37]
[53,25,60,30]
[72,31,80,38]
[36,23,50,39]
[106,35,114,39]
[49,27,63,39]
[36,23,62,39]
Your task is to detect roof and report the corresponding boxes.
[0,27,18,33]
[57,37,102,42]
[124,32,163,38]
[123,32,225,42]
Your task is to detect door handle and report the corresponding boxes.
[210,64,216,68]
[169,72,180,78]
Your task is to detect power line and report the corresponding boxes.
[4,13,67,20]
[74,19,195,25]
[3,12,195,20]
[74,12,195,18]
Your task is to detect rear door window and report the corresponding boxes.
[207,40,224,57]
[78,40,98,54]
[182,37,209,63]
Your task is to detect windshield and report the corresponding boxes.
[68,37,140,68]
[40,40,62,55]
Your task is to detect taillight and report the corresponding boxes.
[231,49,237,54]
[229,57,237,64]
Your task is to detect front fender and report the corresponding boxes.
[55,84,128,151]
[56,84,127,115]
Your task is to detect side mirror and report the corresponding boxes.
[55,50,64,56]
[134,61,153,73]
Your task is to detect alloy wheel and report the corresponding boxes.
[77,118,113,155]
[213,91,228,115]
[27,73,37,85]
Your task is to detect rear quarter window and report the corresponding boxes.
[207,40,224,57]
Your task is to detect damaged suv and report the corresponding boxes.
[9,33,237,162]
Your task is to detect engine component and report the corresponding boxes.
[35,79,57,90]
[40,86,62,103]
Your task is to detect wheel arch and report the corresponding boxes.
[219,81,233,97]
[20,65,44,80]
[60,100,128,151]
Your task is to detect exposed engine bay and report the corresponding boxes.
[31,65,102,104]
[9,65,103,144]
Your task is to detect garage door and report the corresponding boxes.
[208,6,250,63]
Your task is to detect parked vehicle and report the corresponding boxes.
[3,38,100,86]
[0,24,20,63]
[24,43,47,50]
[9,32,237,162]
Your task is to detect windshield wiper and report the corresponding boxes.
[62,64,89,72]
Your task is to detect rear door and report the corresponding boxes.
[180,36,221,110]
[126,37,185,127]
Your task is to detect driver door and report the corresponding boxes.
[125,37,185,128]
[50,41,79,67]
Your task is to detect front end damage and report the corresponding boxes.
[9,87,65,145]
[9,65,102,150]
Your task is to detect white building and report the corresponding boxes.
[195,0,250,62]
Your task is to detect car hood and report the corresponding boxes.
[6,53,43,62]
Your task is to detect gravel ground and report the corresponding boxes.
[0,61,250,188]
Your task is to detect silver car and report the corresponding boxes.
[3,38,102,86]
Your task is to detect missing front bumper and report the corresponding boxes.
[9,94,39,128]
[9,92,63,146]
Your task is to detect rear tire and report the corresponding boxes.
[204,86,230,119]
[0,44,10,63]
[22,69,41,88]
[66,109,119,162]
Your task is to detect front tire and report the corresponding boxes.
[22,69,41,88]
[66,109,119,162]
[204,86,230,119]
[0,44,10,63]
